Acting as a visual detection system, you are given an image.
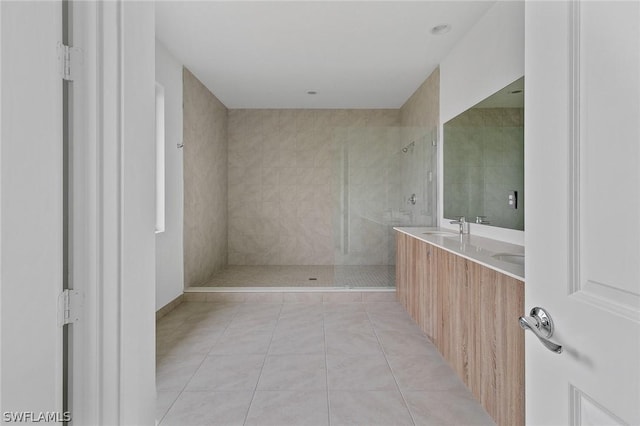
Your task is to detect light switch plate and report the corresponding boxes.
[508,191,518,209]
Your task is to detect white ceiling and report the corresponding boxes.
[155,1,496,109]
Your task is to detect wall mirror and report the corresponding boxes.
[443,77,524,231]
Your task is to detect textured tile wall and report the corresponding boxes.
[227,109,399,266]
[183,69,229,286]
[400,68,440,130]
[398,68,440,228]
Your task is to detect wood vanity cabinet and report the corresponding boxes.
[396,232,524,426]
[397,233,439,345]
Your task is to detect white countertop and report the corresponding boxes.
[394,227,525,281]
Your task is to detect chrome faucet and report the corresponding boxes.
[475,216,490,225]
[450,216,470,235]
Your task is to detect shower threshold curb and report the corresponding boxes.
[181,287,397,303]
[185,287,395,293]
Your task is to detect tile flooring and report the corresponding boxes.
[156,298,495,426]
[200,265,395,288]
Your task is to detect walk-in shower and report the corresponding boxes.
[200,122,437,289]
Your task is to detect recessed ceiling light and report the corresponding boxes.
[431,24,451,35]
[306,90,317,95]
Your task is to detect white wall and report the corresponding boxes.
[155,40,184,310]
[439,1,525,245]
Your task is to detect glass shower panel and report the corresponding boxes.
[332,126,437,288]
[385,127,438,283]
[397,127,438,227]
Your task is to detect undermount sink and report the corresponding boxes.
[492,253,525,266]
[422,231,458,237]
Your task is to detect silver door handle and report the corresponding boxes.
[519,307,563,354]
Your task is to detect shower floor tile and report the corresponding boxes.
[201,265,395,288]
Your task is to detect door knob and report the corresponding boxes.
[519,307,563,354]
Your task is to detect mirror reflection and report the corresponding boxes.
[443,77,524,231]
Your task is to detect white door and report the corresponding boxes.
[526,1,640,425]
[1,0,65,423]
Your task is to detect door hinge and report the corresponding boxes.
[57,42,83,81]
[58,289,82,326]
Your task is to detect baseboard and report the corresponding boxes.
[156,294,184,321]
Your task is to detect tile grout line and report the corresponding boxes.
[156,303,237,424]
[241,302,284,426]
[156,310,199,424]
[365,306,418,426]
[322,303,332,426]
